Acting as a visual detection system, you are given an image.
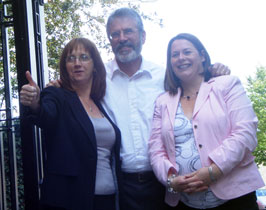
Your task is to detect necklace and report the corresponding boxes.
[79,96,104,117]
[79,96,93,112]
[182,91,199,101]
[86,101,93,112]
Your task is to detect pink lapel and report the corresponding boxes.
[193,79,214,118]
[166,89,182,129]
[164,90,181,167]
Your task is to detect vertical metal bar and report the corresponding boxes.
[0,132,7,210]
[0,3,7,209]
[13,0,47,209]
[32,0,47,186]
[12,0,41,207]
[33,0,46,89]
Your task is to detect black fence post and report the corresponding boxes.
[13,0,47,209]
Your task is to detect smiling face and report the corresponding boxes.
[170,39,205,82]
[108,17,146,63]
[66,44,94,87]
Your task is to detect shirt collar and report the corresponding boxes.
[107,57,153,80]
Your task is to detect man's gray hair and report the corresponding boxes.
[106,7,144,38]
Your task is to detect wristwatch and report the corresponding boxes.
[167,174,178,194]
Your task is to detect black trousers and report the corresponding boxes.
[41,194,116,210]
[119,171,168,210]
[93,194,116,210]
[168,191,259,210]
[41,205,66,210]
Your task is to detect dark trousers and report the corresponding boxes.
[119,171,168,210]
[168,191,259,210]
[93,194,116,210]
[41,194,116,210]
[41,205,66,210]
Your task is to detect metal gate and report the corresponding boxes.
[0,0,47,209]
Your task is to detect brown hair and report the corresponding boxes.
[164,33,212,95]
[59,38,106,101]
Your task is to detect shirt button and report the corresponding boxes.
[194,125,198,129]
[199,144,203,148]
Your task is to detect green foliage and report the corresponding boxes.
[45,0,85,76]
[246,66,266,165]
[0,27,19,119]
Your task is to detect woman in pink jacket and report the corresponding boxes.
[148,33,264,210]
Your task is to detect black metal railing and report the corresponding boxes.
[0,118,22,210]
[0,0,20,208]
[0,0,47,209]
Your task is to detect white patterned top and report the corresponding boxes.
[174,103,226,209]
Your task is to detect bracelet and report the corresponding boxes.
[208,166,217,182]
[167,174,178,194]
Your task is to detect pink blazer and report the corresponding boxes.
[148,75,264,207]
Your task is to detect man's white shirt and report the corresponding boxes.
[103,58,165,172]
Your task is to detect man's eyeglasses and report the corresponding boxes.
[66,54,91,63]
[109,28,137,40]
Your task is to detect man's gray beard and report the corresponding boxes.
[115,50,139,63]
[115,40,143,63]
